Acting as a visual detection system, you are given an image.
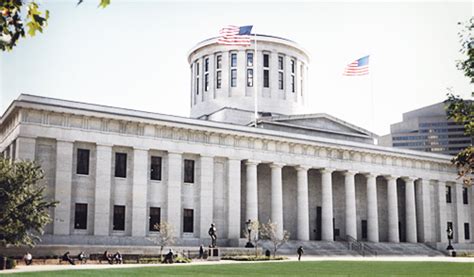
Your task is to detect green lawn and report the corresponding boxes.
[10,261,474,276]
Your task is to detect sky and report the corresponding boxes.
[0,0,472,136]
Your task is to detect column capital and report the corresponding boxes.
[269,162,285,169]
[383,175,398,181]
[320,167,335,174]
[402,176,417,182]
[343,170,358,176]
[296,165,311,171]
[363,172,379,178]
[245,159,261,166]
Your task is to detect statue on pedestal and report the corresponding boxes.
[208,223,217,248]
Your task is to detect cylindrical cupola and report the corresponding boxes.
[187,34,310,125]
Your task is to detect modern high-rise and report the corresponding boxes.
[379,101,473,156]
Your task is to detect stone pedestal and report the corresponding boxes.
[207,248,220,261]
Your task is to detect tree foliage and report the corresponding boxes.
[445,18,474,185]
[1,0,110,51]
[146,221,176,259]
[259,220,290,258]
[0,158,57,247]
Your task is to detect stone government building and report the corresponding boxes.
[0,35,472,252]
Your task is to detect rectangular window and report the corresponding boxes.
[247,52,253,67]
[115,153,127,178]
[76,149,90,175]
[291,75,295,93]
[113,205,125,231]
[149,207,161,232]
[184,159,195,183]
[204,74,209,91]
[247,69,253,87]
[204,58,209,72]
[231,53,237,67]
[291,59,295,73]
[446,185,452,203]
[263,54,269,67]
[263,70,269,88]
[463,187,468,204]
[278,72,284,90]
[447,221,453,238]
[231,69,237,87]
[183,208,194,233]
[361,220,367,239]
[216,55,222,69]
[216,71,222,89]
[74,203,87,230]
[196,77,200,95]
[196,62,200,75]
[465,223,470,240]
[150,156,162,181]
[278,56,284,70]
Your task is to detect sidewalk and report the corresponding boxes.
[1,255,473,274]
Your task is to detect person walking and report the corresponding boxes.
[297,246,304,261]
[198,245,204,260]
[23,252,32,265]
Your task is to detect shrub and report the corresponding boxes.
[174,256,192,263]
[6,258,16,269]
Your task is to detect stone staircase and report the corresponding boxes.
[259,239,445,257]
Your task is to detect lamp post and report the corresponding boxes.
[245,219,254,248]
[446,226,454,251]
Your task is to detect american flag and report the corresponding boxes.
[343,55,370,76]
[218,25,253,46]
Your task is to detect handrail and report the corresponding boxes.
[345,235,377,257]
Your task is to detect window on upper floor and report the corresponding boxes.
[115,153,127,178]
[231,53,237,67]
[463,187,468,204]
[247,52,253,67]
[216,55,222,69]
[263,53,269,67]
[231,69,237,88]
[150,156,162,181]
[184,159,195,183]
[216,71,222,89]
[446,185,452,203]
[76,148,90,175]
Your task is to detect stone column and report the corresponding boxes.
[404,177,417,243]
[417,179,432,242]
[167,152,183,236]
[436,180,448,243]
[321,168,334,241]
[15,137,36,161]
[454,182,464,243]
[386,176,400,243]
[270,163,285,239]
[94,144,113,236]
[296,165,310,241]
[245,160,260,222]
[131,148,148,237]
[227,158,241,239]
[53,140,74,235]
[366,173,379,242]
[199,155,214,238]
[344,170,357,239]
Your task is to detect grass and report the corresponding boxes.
[9,261,474,276]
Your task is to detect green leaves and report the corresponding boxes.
[0,158,57,247]
[99,0,111,8]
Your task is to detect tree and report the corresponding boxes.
[0,158,57,247]
[146,221,176,260]
[0,0,110,51]
[445,18,474,185]
[259,220,290,258]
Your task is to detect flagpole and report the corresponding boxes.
[254,32,258,127]
[369,56,374,136]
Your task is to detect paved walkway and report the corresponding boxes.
[1,255,473,274]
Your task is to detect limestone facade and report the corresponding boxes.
[1,95,472,247]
